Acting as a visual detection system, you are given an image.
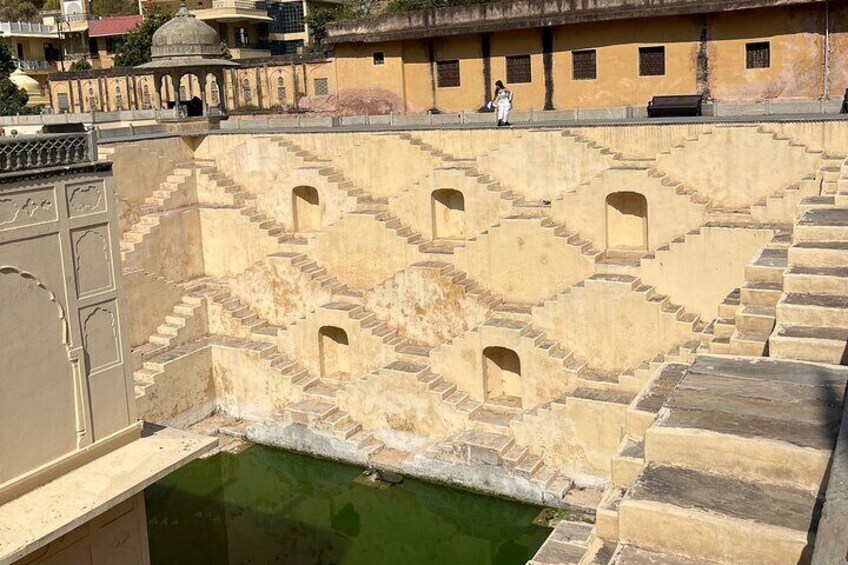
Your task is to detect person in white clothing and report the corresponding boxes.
[491,80,513,127]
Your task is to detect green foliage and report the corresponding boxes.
[69,58,93,71]
[385,0,491,13]
[0,77,30,115]
[0,0,42,22]
[305,5,352,51]
[0,40,17,76]
[91,0,139,16]
[112,8,171,68]
[220,41,232,60]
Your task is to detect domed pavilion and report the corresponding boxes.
[137,1,237,116]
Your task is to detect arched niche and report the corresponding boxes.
[319,325,349,379]
[606,191,648,251]
[0,267,76,483]
[293,185,321,232]
[431,188,465,239]
[483,346,522,405]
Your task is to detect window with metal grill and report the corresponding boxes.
[57,92,69,112]
[373,51,385,65]
[269,1,305,34]
[277,77,286,103]
[314,77,329,95]
[506,54,531,84]
[746,42,770,69]
[436,60,460,88]
[638,46,665,76]
[572,49,596,80]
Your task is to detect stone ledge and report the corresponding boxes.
[0,424,217,564]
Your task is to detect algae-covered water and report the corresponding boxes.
[145,444,551,565]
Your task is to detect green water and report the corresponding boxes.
[145,445,551,565]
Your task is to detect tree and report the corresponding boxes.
[112,8,171,67]
[91,0,140,16]
[0,40,31,115]
[305,5,352,51]
[70,58,93,71]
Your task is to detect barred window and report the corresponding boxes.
[114,86,123,110]
[269,1,305,34]
[314,77,328,95]
[436,60,460,88]
[271,39,303,55]
[572,49,596,80]
[142,84,151,109]
[87,87,98,112]
[277,76,287,103]
[373,51,385,65]
[506,54,531,84]
[639,46,665,76]
[57,92,69,112]
[242,78,252,103]
[746,42,770,69]
[210,79,219,105]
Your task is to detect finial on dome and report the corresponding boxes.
[176,0,189,16]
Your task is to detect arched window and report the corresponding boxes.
[142,84,151,109]
[210,78,219,105]
[319,326,349,379]
[277,76,286,104]
[292,185,320,232]
[114,85,122,110]
[483,346,522,406]
[87,87,98,112]
[431,189,465,239]
[241,77,252,104]
[605,192,648,250]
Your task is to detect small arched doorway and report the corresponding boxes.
[319,325,349,379]
[483,346,522,405]
[431,189,465,239]
[293,186,321,232]
[606,191,648,250]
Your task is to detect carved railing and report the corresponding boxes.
[211,0,267,10]
[0,131,97,174]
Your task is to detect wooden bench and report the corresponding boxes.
[647,94,703,118]
[41,123,87,134]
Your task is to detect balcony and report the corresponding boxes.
[194,0,272,23]
[15,59,56,73]
[0,21,56,37]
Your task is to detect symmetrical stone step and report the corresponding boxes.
[645,355,846,490]
[619,464,818,564]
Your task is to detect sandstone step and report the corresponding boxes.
[777,292,848,329]
[618,464,817,565]
[283,399,338,425]
[645,355,847,489]
[788,241,848,268]
[734,305,775,334]
[614,545,718,565]
[739,281,782,306]
[793,208,848,242]
[612,435,644,487]
[626,364,687,437]
[596,487,625,540]
[455,429,514,465]
[744,247,787,284]
[728,329,768,357]
[770,324,848,365]
[784,265,848,295]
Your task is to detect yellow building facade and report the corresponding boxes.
[46,0,848,115]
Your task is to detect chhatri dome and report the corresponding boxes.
[10,69,47,106]
[137,1,237,69]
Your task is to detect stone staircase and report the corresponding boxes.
[119,213,163,259]
[265,251,362,302]
[721,231,791,356]
[608,355,848,564]
[770,206,848,364]
[132,280,210,369]
[194,163,309,248]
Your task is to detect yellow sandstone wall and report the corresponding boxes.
[115,120,834,483]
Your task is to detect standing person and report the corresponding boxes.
[491,80,513,127]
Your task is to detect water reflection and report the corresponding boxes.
[145,445,550,565]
